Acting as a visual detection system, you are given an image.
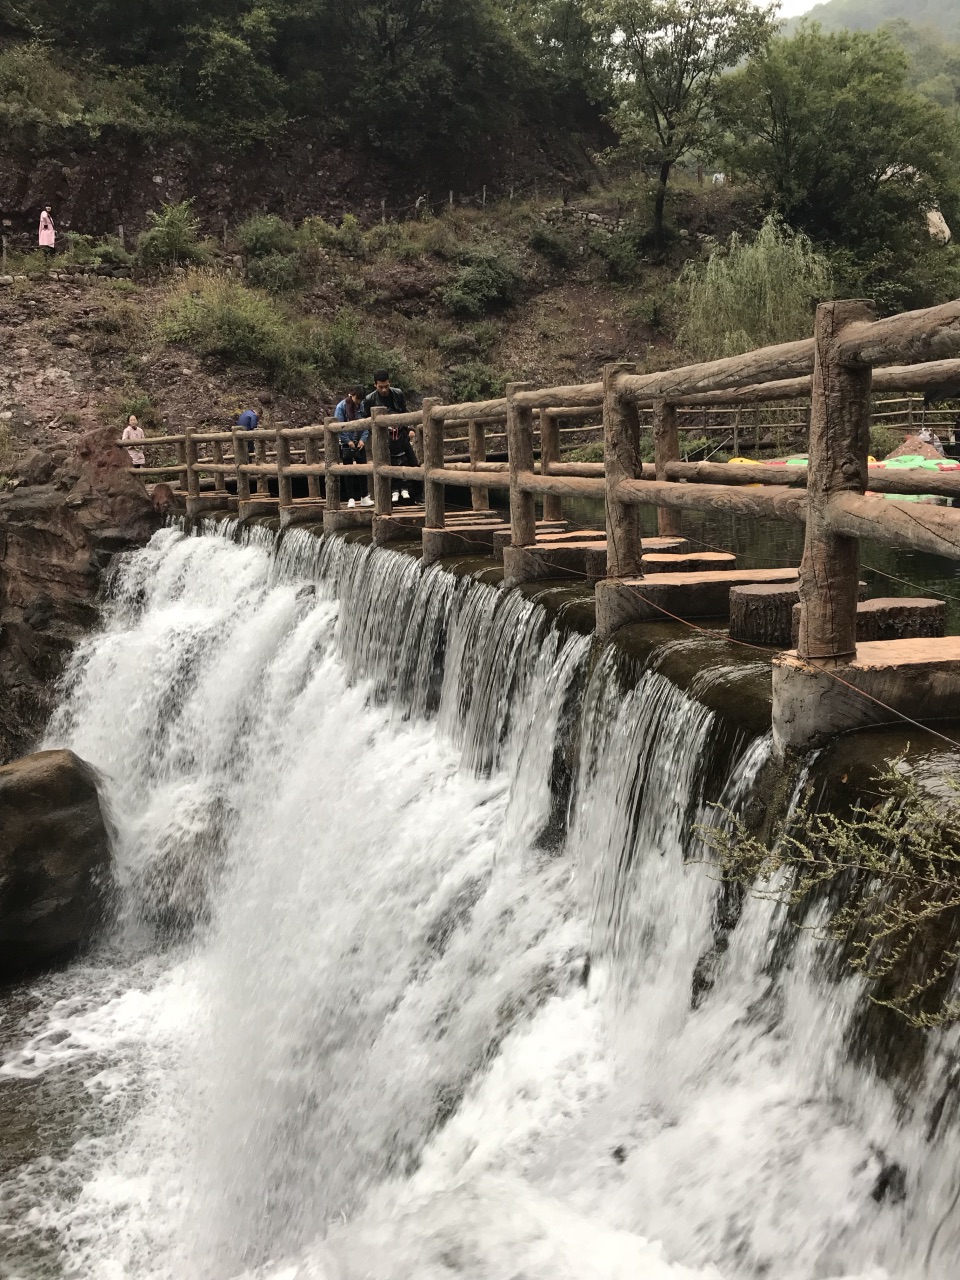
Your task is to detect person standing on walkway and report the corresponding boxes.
[237,403,263,462]
[361,370,419,503]
[38,206,56,256]
[122,414,146,468]
[335,385,373,508]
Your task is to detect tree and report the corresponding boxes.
[713,24,960,309]
[676,215,832,360]
[588,0,775,249]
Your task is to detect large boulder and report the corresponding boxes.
[0,749,114,976]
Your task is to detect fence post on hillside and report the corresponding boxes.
[323,420,341,512]
[506,382,537,547]
[184,428,200,503]
[422,398,445,529]
[370,406,393,517]
[538,408,563,523]
[796,299,876,664]
[652,399,683,537]
[304,429,322,501]
[232,430,251,503]
[468,419,489,511]
[732,407,740,457]
[603,362,643,578]
[276,429,293,510]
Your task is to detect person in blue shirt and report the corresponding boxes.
[334,385,372,507]
[237,406,260,462]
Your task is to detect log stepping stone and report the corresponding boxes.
[790,596,946,646]
[729,579,868,647]
[642,551,736,574]
[502,540,608,583]
[596,568,801,637]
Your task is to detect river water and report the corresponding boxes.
[0,524,958,1279]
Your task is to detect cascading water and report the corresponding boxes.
[0,522,956,1279]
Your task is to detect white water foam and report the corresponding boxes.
[0,525,950,1279]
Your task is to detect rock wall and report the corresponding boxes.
[0,426,160,762]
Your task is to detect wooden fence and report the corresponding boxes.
[123,298,960,694]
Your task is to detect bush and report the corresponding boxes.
[528,226,573,268]
[311,308,411,390]
[235,214,298,259]
[562,442,604,463]
[676,216,832,360]
[870,424,903,460]
[447,360,504,402]
[442,250,523,319]
[246,251,303,293]
[159,275,313,390]
[137,200,206,268]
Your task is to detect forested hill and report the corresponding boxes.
[789,0,960,40]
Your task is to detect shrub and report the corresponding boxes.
[312,308,411,390]
[235,214,297,259]
[337,214,365,257]
[676,216,832,360]
[246,251,303,293]
[442,250,523,319]
[870,424,903,460]
[137,200,206,268]
[447,360,504,402]
[528,226,573,268]
[159,275,312,390]
[563,442,604,463]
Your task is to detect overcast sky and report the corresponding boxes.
[772,0,818,15]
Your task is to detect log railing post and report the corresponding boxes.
[796,299,876,664]
[232,430,251,503]
[276,429,293,510]
[539,408,563,523]
[305,429,322,501]
[467,418,489,511]
[603,362,643,577]
[254,433,268,495]
[212,439,226,494]
[184,427,200,501]
[506,382,537,547]
[653,399,682,537]
[371,406,393,516]
[175,436,188,495]
[323,419,341,512]
[422,398,445,529]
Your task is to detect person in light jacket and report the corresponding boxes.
[122,414,146,468]
[334,385,372,507]
[38,206,56,255]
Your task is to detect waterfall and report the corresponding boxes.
[0,522,954,1279]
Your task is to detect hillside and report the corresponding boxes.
[788,0,960,39]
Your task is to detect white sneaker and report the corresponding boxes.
[401,488,410,500]
[360,495,373,507]
[392,490,400,502]
[347,498,356,508]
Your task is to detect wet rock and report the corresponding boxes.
[0,425,160,761]
[0,749,114,977]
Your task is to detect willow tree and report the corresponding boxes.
[590,0,776,249]
[677,216,833,359]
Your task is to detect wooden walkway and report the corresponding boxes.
[125,298,960,752]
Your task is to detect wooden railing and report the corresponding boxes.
[119,299,960,660]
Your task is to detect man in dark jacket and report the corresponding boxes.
[361,370,419,503]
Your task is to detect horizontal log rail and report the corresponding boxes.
[663,461,960,499]
[616,477,809,525]
[825,492,960,558]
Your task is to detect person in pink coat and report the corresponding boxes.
[38,207,56,255]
